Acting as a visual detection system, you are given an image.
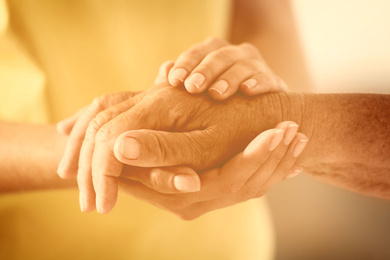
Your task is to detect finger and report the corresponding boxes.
[240,72,288,96]
[207,59,267,101]
[184,43,260,94]
[168,37,228,87]
[274,121,299,146]
[115,128,286,220]
[115,128,282,202]
[155,60,175,85]
[184,129,283,201]
[260,133,308,192]
[77,96,142,212]
[88,99,171,214]
[56,107,87,136]
[121,165,200,194]
[187,129,305,218]
[57,92,136,179]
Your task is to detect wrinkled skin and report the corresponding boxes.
[58,83,283,213]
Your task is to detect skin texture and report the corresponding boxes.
[2,90,390,219]
[157,38,287,100]
[58,83,284,213]
[57,81,390,215]
[0,121,306,221]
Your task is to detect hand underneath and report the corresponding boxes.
[118,121,308,220]
[58,82,292,214]
[154,37,287,100]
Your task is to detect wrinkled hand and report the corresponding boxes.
[154,37,287,101]
[58,82,284,214]
[118,121,308,220]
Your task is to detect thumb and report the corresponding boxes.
[121,165,201,194]
[114,129,218,170]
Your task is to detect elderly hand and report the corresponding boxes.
[154,37,287,101]
[118,121,307,220]
[58,82,289,214]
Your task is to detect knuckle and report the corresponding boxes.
[91,95,107,111]
[209,47,236,64]
[240,42,260,55]
[204,36,218,44]
[95,126,112,143]
[95,125,113,144]
[148,132,167,165]
[88,113,112,142]
[183,47,204,61]
[204,37,227,46]
[147,169,175,193]
[148,170,160,190]
[236,59,260,71]
[86,118,102,139]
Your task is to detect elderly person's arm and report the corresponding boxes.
[58,83,390,214]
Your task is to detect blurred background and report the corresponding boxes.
[267,1,390,259]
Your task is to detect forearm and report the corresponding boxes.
[0,122,76,193]
[270,92,390,198]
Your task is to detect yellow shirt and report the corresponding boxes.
[0,1,275,259]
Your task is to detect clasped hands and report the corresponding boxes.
[57,38,308,219]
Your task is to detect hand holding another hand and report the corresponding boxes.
[155,37,287,101]
[57,81,307,215]
[118,121,307,220]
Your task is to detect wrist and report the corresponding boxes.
[254,91,307,130]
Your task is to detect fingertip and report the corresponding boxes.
[240,78,271,96]
[168,68,187,87]
[95,181,118,215]
[79,194,96,213]
[243,129,275,157]
[173,173,201,192]
[184,73,205,94]
[208,88,228,101]
[293,135,308,158]
[57,160,74,179]
[285,165,303,179]
[184,82,201,94]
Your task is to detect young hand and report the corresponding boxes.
[154,37,287,101]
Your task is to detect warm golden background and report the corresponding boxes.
[268,1,390,259]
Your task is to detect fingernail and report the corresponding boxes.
[269,129,284,151]
[284,123,299,145]
[173,174,200,192]
[242,78,257,89]
[169,68,187,85]
[210,80,229,95]
[185,73,205,89]
[293,138,308,158]
[120,137,139,160]
[286,167,303,179]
